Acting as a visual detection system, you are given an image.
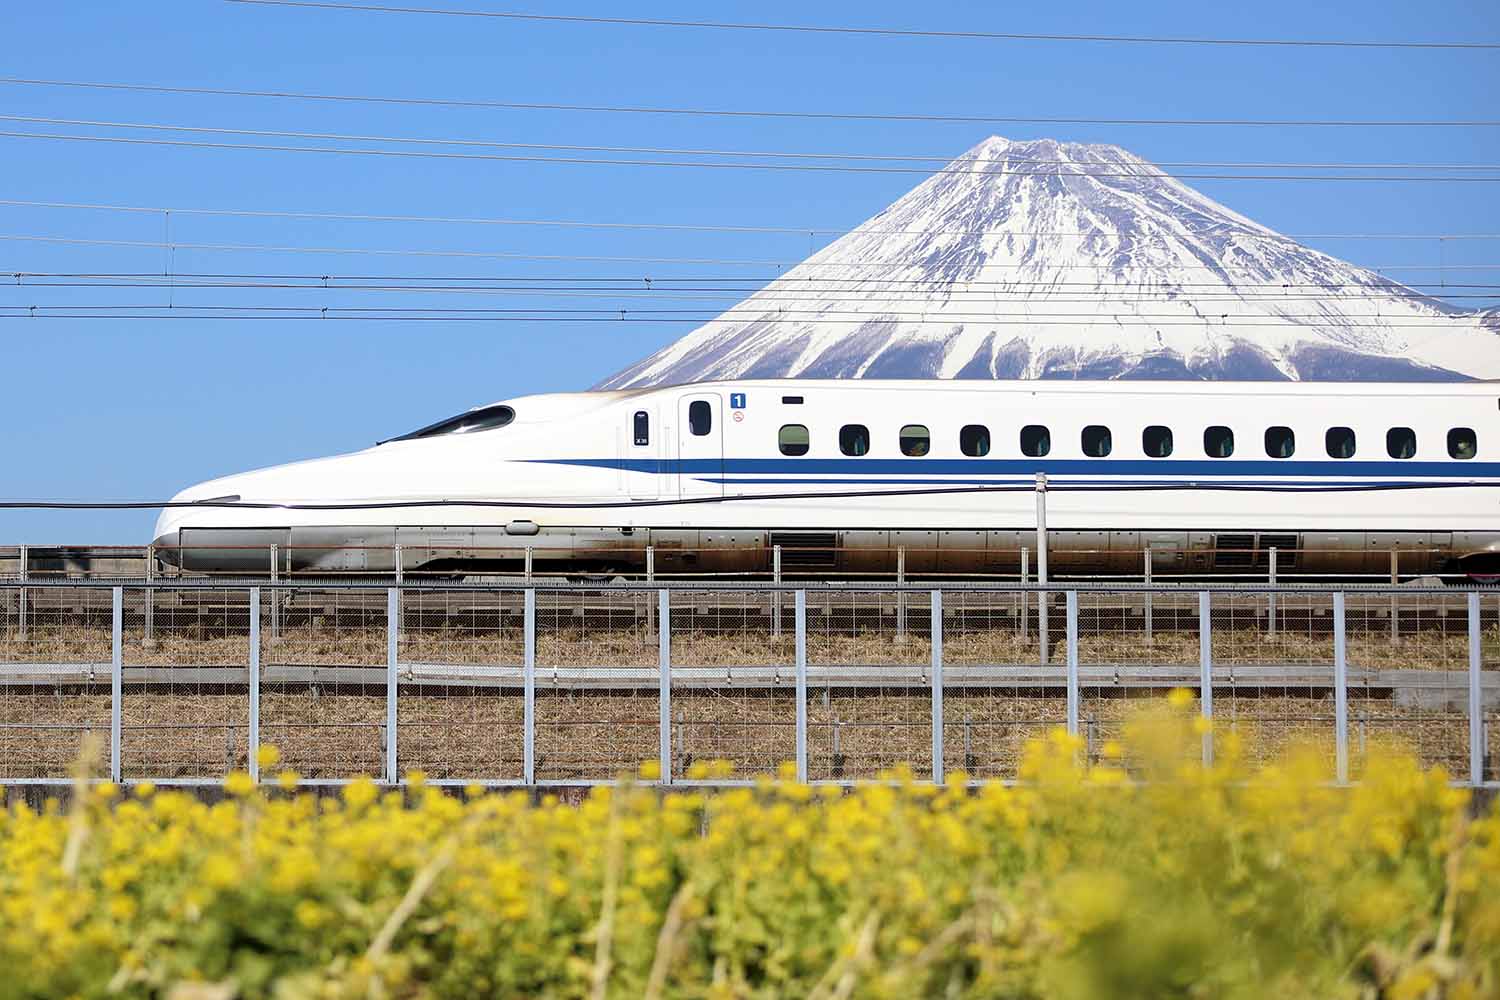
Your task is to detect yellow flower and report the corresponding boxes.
[133,781,156,799]
[255,744,282,770]
[223,771,255,797]
[93,781,119,801]
[277,770,300,791]
[1166,688,1195,710]
[343,777,379,810]
[639,759,662,781]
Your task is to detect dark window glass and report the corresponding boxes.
[1326,426,1356,459]
[782,396,804,405]
[1082,425,1112,458]
[1204,426,1234,458]
[688,400,712,436]
[1143,425,1173,458]
[1449,427,1478,460]
[840,424,870,456]
[1265,426,1295,459]
[388,404,515,442]
[960,424,990,457]
[633,411,649,446]
[779,424,809,456]
[1387,427,1416,459]
[899,424,930,457]
[1020,425,1050,458]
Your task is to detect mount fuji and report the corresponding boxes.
[597,137,1500,387]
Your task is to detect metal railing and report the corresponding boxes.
[0,580,1494,788]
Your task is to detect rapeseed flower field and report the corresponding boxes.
[1,697,1497,999]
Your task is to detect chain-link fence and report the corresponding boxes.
[1,582,1493,788]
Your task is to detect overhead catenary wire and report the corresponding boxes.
[2,114,1495,173]
[224,0,1500,51]
[3,196,1499,243]
[3,128,1497,182]
[5,76,1497,129]
[4,233,1494,273]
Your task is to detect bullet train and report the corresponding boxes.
[153,379,1500,579]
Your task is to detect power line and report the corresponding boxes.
[5,197,1498,242]
[6,76,1496,129]
[225,0,1500,50]
[6,126,1497,182]
[4,114,1495,172]
[4,232,1494,273]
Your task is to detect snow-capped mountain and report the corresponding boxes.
[598,137,1500,387]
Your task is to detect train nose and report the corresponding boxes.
[150,478,253,568]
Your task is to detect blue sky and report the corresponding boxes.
[2,0,1497,542]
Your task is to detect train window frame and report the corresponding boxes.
[779,424,810,457]
[1449,427,1478,460]
[960,424,991,457]
[899,424,931,457]
[688,400,712,437]
[1387,427,1416,459]
[386,403,515,443]
[1081,425,1112,458]
[633,411,650,447]
[1143,425,1173,458]
[1204,426,1234,458]
[839,424,871,456]
[1020,424,1051,458]
[1264,426,1295,459]
[1325,426,1356,459]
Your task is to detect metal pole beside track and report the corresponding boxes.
[1036,474,1049,665]
[1065,591,1078,738]
[1471,592,1484,787]
[772,545,782,638]
[896,546,907,639]
[1391,550,1400,644]
[1334,592,1348,785]
[249,587,260,780]
[795,589,807,782]
[394,544,403,585]
[144,545,155,646]
[1267,547,1278,637]
[17,544,26,642]
[1019,546,1028,642]
[386,586,398,785]
[658,589,671,785]
[1200,591,1213,767]
[1144,546,1153,644]
[523,589,535,786]
[931,589,943,784]
[645,546,655,637]
[111,586,122,784]
[269,544,280,642]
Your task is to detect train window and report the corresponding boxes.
[1204,426,1234,458]
[1143,425,1173,458]
[779,424,810,456]
[1449,427,1478,460]
[387,403,515,442]
[1264,426,1295,459]
[960,424,990,457]
[1387,427,1416,459]
[1020,425,1050,458]
[633,411,649,446]
[1081,425,1112,458]
[900,424,930,456]
[688,400,712,437]
[840,424,870,456]
[1326,426,1356,459]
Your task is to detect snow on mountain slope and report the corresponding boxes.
[597,137,1500,388]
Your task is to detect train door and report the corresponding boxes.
[628,405,660,500]
[676,394,724,499]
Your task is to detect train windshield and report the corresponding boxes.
[383,404,515,443]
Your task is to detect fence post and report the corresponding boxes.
[772,545,782,638]
[1471,591,1484,787]
[269,544,280,641]
[1036,475,1049,664]
[931,589,943,784]
[645,545,656,636]
[17,544,26,642]
[1391,550,1400,643]
[1144,545,1153,643]
[795,589,807,782]
[386,586,398,784]
[896,546,907,639]
[1334,592,1348,785]
[144,545,155,645]
[1267,547,1278,637]
[1065,591,1078,737]
[249,587,260,780]
[658,589,672,785]
[523,589,535,786]
[1019,546,1029,641]
[1199,591,1213,767]
[394,543,403,585]
[111,586,122,784]
[524,545,533,583]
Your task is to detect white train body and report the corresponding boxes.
[153,379,1500,578]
